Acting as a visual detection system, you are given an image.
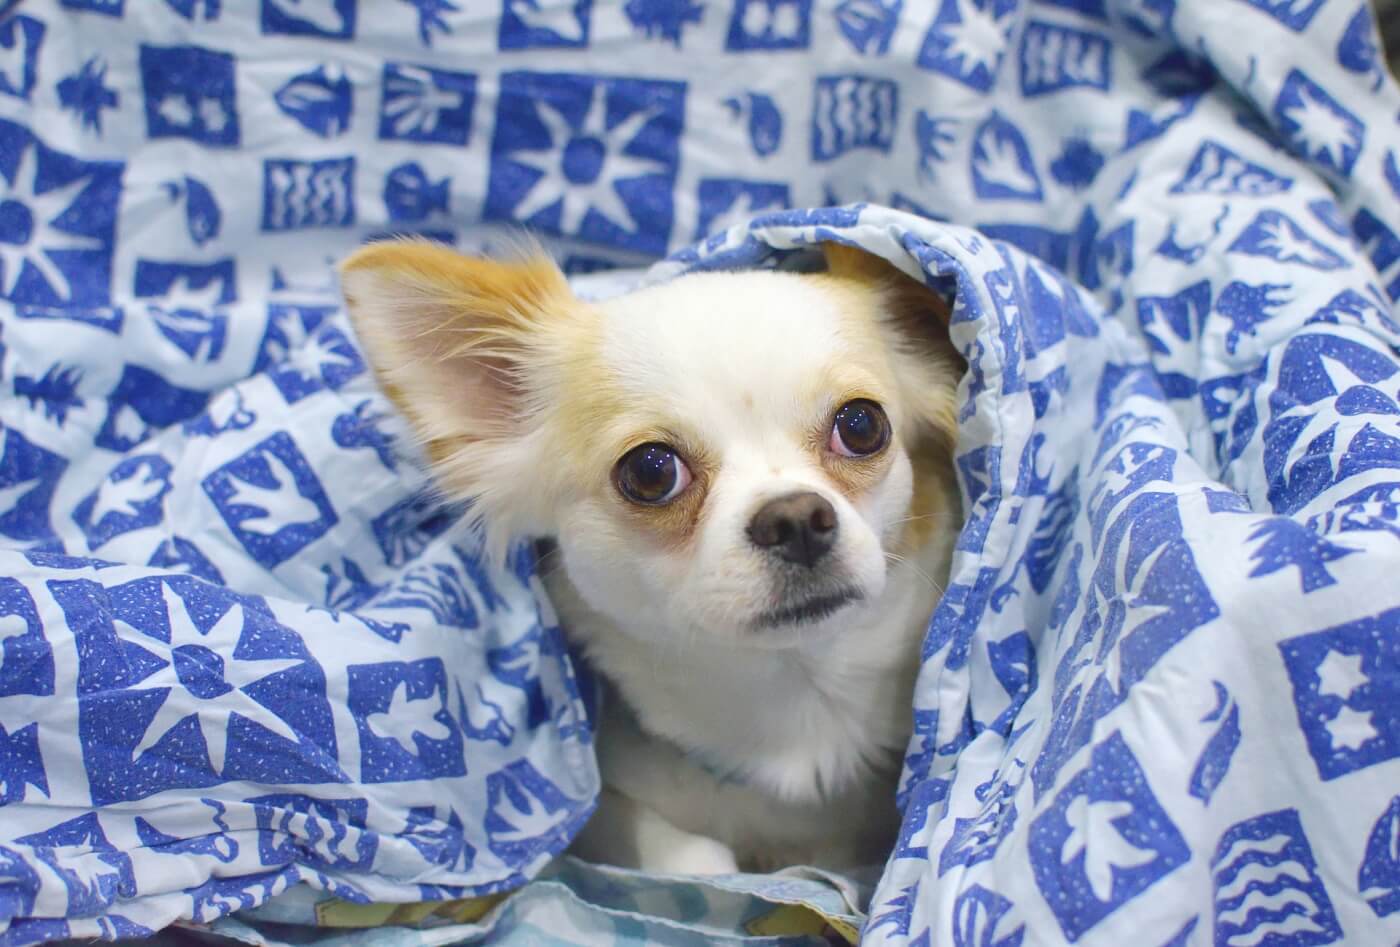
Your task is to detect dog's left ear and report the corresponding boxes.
[822,243,961,448]
[339,238,580,548]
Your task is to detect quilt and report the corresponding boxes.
[0,0,1399,945]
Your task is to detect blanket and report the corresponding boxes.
[1,0,1399,944]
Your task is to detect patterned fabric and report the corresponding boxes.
[1,1,1399,945]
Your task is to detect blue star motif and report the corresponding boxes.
[117,584,302,774]
[0,122,121,308]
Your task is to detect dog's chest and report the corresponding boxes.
[722,655,913,800]
[600,616,921,803]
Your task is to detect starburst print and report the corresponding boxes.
[1288,87,1357,168]
[943,0,1010,76]
[509,85,665,235]
[0,143,103,301]
[1273,70,1363,176]
[118,583,301,773]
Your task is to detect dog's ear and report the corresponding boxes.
[340,239,577,533]
[822,243,961,449]
[822,242,953,336]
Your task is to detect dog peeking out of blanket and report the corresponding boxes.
[340,239,963,875]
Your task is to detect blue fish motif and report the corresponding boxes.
[722,92,783,157]
[384,162,450,223]
[162,176,222,247]
[274,64,351,138]
[262,0,357,38]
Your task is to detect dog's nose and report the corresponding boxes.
[747,492,838,568]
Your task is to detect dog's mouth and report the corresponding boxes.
[754,588,864,630]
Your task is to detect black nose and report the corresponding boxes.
[747,491,838,568]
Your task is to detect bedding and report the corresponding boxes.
[0,0,1399,944]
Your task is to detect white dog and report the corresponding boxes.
[341,239,962,875]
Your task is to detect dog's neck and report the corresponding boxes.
[542,535,951,805]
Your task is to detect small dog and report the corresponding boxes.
[341,239,962,875]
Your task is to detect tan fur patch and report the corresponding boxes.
[896,441,961,556]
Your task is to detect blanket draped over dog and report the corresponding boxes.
[1,0,1399,944]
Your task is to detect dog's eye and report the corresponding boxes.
[615,443,692,505]
[830,400,890,458]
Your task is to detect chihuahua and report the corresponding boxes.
[341,239,962,875]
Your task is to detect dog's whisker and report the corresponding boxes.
[885,551,947,598]
[887,512,962,527]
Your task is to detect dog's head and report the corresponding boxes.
[342,240,961,647]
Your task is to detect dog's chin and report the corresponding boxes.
[752,587,865,631]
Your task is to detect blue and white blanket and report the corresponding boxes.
[1,0,1400,944]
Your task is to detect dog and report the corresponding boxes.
[341,238,963,875]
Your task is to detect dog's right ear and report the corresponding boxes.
[339,239,576,520]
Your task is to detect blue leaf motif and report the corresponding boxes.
[274,64,351,137]
[971,112,1042,201]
